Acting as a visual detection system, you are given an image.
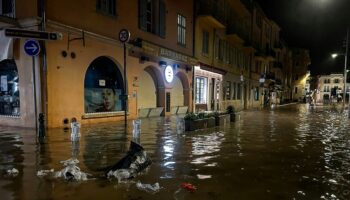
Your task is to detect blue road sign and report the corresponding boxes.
[24,40,41,56]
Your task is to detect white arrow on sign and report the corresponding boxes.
[26,44,38,52]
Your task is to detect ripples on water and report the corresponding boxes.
[0,104,350,200]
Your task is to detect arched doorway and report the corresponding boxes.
[137,66,165,117]
[84,56,124,113]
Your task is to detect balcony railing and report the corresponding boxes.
[197,0,227,27]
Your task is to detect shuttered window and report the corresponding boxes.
[96,0,116,17]
[177,14,186,46]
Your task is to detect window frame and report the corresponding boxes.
[96,0,117,17]
[177,13,186,46]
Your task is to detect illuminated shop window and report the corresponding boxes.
[0,59,20,116]
[195,77,207,104]
[84,56,124,113]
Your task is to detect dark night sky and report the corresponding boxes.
[255,0,350,75]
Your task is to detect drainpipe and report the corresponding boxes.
[192,0,196,113]
[39,0,48,128]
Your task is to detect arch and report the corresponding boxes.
[175,71,190,106]
[84,56,124,113]
[143,65,164,107]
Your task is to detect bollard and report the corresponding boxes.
[132,119,141,143]
[38,113,46,138]
[176,118,185,134]
[70,117,81,142]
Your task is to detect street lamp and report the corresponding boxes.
[332,28,349,117]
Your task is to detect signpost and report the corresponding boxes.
[119,29,130,129]
[5,28,62,40]
[5,28,62,135]
[23,39,41,131]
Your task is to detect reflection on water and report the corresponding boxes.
[0,104,350,199]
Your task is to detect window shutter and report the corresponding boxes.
[139,0,147,31]
[159,1,166,37]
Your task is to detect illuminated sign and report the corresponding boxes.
[164,65,174,83]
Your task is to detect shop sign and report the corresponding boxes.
[164,65,174,83]
[160,48,188,63]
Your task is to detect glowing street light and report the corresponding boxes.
[331,29,350,115]
[331,28,349,117]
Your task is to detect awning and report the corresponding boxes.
[198,62,227,75]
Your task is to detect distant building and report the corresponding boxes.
[317,74,348,103]
[291,48,311,102]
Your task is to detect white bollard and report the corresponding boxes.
[71,118,81,142]
[132,119,141,138]
[176,118,185,134]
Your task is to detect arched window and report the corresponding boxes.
[0,59,20,116]
[84,56,124,113]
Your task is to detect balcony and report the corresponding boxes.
[226,23,245,44]
[196,0,226,29]
[254,48,275,58]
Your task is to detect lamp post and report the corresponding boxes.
[331,28,349,117]
[346,28,349,118]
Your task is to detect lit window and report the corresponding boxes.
[195,77,207,104]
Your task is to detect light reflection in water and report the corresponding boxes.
[191,132,225,166]
[0,105,350,200]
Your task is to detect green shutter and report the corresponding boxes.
[159,1,166,37]
[139,0,147,31]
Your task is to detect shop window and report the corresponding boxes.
[195,77,207,104]
[254,87,259,101]
[84,56,124,113]
[237,83,241,99]
[225,81,231,100]
[0,59,20,116]
[96,0,117,17]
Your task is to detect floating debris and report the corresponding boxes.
[181,182,196,192]
[7,168,19,177]
[54,158,91,181]
[106,141,152,182]
[136,181,161,193]
[37,169,54,177]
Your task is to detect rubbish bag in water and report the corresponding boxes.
[54,158,91,181]
[105,141,152,181]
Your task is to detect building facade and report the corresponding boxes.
[0,0,195,127]
[0,0,312,128]
[317,73,348,103]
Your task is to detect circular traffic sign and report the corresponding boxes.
[24,40,40,56]
[119,29,130,43]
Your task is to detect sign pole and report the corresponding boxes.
[32,57,38,131]
[124,42,127,128]
[118,29,130,129]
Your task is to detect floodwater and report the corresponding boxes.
[1,104,350,200]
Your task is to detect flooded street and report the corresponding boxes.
[1,104,350,200]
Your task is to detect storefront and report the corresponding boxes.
[193,63,224,112]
